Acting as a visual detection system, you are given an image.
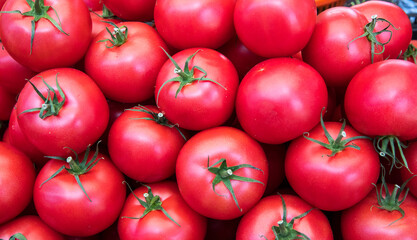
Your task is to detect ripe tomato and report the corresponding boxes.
[234,0,316,58]
[118,181,207,240]
[176,126,268,220]
[235,57,328,144]
[0,0,92,72]
[103,0,156,21]
[0,215,64,240]
[0,142,36,225]
[16,68,109,157]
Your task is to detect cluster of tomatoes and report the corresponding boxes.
[1,0,417,239]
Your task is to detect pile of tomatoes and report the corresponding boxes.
[1,0,417,239]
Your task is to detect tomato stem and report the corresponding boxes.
[403,43,417,64]
[97,21,128,48]
[1,233,28,240]
[373,135,411,174]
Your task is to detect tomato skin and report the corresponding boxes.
[108,105,186,183]
[302,7,384,88]
[16,68,109,157]
[154,0,235,50]
[89,11,121,39]
[285,122,380,211]
[234,0,316,58]
[401,141,417,198]
[103,0,156,21]
[0,215,64,240]
[236,194,333,240]
[344,60,417,140]
[0,0,92,72]
[176,126,268,220]
[83,0,103,11]
[341,184,417,240]
[85,21,168,103]
[33,152,126,237]
[155,48,239,131]
[235,57,328,144]
[0,142,36,225]
[118,181,207,240]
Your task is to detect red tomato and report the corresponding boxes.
[0,215,64,240]
[302,7,384,88]
[0,0,92,72]
[235,57,328,144]
[154,0,235,50]
[83,0,103,11]
[33,148,126,237]
[352,0,412,60]
[108,105,186,183]
[155,48,239,131]
[85,21,168,103]
[0,85,15,121]
[234,0,316,58]
[16,68,109,157]
[176,126,268,220]
[401,141,417,198]
[236,194,333,240]
[0,142,36,225]
[118,181,207,240]
[285,119,380,211]
[103,0,156,21]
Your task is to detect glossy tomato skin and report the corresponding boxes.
[89,11,121,39]
[103,0,155,21]
[401,141,417,198]
[0,142,36,225]
[352,0,412,60]
[0,215,64,240]
[302,7,384,88]
[285,122,380,211]
[155,48,239,131]
[108,105,186,183]
[85,21,168,103]
[0,0,92,72]
[83,0,103,11]
[154,0,235,50]
[341,184,417,239]
[176,126,268,220]
[33,151,126,237]
[236,194,333,240]
[235,57,328,144]
[16,68,109,157]
[234,0,316,58]
[118,181,207,240]
[344,60,417,140]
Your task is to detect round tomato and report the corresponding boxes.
[235,57,328,144]
[103,0,155,21]
[16,68,109,157]
[0,142,36,225]
[0,215,64,240]
[234,0,316,58]
[176,126,268,220]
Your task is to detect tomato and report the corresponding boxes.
[0,86,15,121]
[118,181,207,240]
[154,0,235,50]
[85,21,168,103]
[0,0,92,72]
[33,146,126,237]
[16,68,109,157]
[0,215,64,240]
[302,7,384,88]
[108,105,186,183]
[176,126,268,220]
[236,194,333,240]
[0,142,36,225]
[234,0,316,58]
[83,0,103,11]
[103,0,156,21]
[155,48,239,131]
[285,116,380,211]
[235,57,328,144]
[401,141,417,198]
[352,0,412,60]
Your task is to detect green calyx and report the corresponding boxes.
[0,233,27,240]
[121,182,180,226]
[156,48,227,106]
[348,15,398,63]
[126,105,187,141]
[374,135,410,174]
[19,73,66,119]
[39,142,103,202]
[97,21,128,48]
[206,157,264,211]
[304,109,371,157]
[403,43,417,64]
[0,0,69,54]
[92,4,117,19]
[349,0,366,6]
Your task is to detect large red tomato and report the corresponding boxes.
[0,215,64,240]
[235,57,328,144]
[234,0,316,58]
[0,0,92,72]
[16,68,109,157]
[176,126,268,220]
